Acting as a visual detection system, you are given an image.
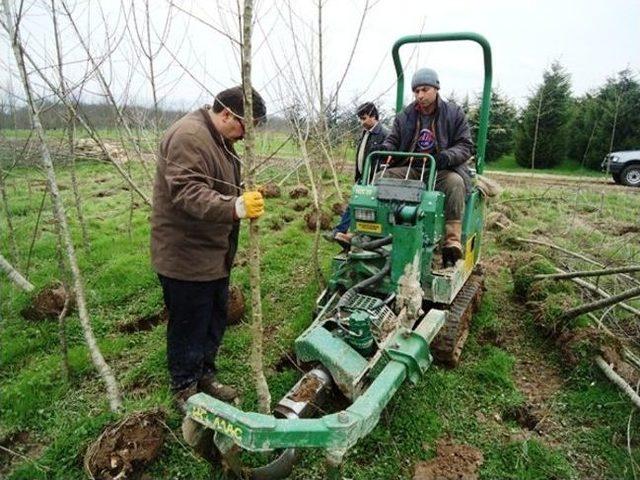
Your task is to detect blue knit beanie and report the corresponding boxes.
[411,68,440,91]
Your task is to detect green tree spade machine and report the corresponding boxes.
[183,32,492,479]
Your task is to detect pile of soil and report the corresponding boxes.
[20,283,73,321]
[331,202,347,215]
[227,285,245,325]
[289,184,309,198]
[258,182,281,198]
[292,200,310,212]
[84,410,165,480]
[304,211,332,231]
[288,374,321,402]
[413,439,484,480]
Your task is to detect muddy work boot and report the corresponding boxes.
[198,375,238,402]
[173,383,198,414]
[442,220,463,268]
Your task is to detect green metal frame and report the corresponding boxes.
[391,32,492,174]
[361,151,436,188]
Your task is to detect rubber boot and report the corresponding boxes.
[442,220,463,268]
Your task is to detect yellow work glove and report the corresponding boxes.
[235,191,265,219]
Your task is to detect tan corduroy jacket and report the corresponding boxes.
[150,107,241,281]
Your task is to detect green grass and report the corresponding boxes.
[486,154,604,177]
[1,157,639,479]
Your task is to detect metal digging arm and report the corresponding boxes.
[185,311,445,453]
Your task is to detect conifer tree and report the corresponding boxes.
[515,61,572,169]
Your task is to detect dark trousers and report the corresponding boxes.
[334,210,351,235]
[158,274,229,391]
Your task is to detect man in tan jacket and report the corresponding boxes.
[151,86,266,411]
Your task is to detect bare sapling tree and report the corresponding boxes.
[241,0,271,414]
[607,88,622,156]
[0,92,22,265]
[2,0,123,412]
[59,0,154,185]
[0,166,19,264]
[14,44,152,207]
[51,0,89,251]
[530,87,544,171]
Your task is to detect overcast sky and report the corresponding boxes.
[2,0,639,117]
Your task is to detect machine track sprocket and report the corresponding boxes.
[430,272,484,366]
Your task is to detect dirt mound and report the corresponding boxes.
[289,374,321,402]
[504,403,540,431]
[331,202,347,215]
[304,211,332,231]
[289,184,309,198]
[258,182,281,198]
[616,223,640,235]
[118,308,168,333]
[21,282,73,321]
[227,285,245,325]
[414,439,484,480]
[292,200,310,212]
[84,410,165,480]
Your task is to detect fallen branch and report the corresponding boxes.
[595,355,640,410]
[561,286,640,321]
[516,237,640,287]
[562,271,640,318]
[534,265,640,281]
[0,254,34,292]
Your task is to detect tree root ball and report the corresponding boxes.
[84,410,165,480]
[510,254,556,299]
[332,202,347,216]
[257,182,281,198]
[289,184,309,199]
[292,200,310,212]
[227,285,245,325]
[20,282,74,321]
[304,211,332,231]
[531,292,578,336]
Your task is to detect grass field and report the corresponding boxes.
[485,154,605,178]
[1,156,639,479]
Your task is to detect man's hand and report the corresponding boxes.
[235,191,265,219]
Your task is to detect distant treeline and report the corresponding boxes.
[2,66,638,171]
[0,101,293,133]
[462,66,640,170]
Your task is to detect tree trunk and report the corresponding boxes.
[3,0,122,412]
[560,286,640,321]
[241,0,271,414]
[530,92,544,171]
[595,356,640,410]
[0,254,34,292]
[51,0,89,250]
[0,170,19,264]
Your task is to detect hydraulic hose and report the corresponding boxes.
[337,249,391,310]
[352,235,392,251]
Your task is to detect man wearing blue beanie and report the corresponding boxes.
[381,67,473,267]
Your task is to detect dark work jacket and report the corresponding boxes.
[151,107,241,281]
[381,97,474,192]
[354,122,388,183]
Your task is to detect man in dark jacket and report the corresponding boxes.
[380,68,473,267]
[328,102,388,243]
[151,86,266,411]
